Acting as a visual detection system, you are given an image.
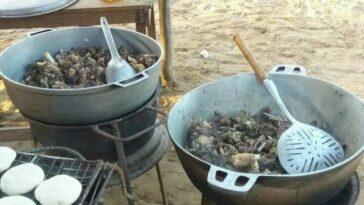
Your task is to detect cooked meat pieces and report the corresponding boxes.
[187,108,290,174]
[231,153,260,173]
[23,47,158,89]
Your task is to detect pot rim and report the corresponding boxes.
[167,72,364,178]
[0,26,163,95]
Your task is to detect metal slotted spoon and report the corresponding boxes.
[233,35,345,174]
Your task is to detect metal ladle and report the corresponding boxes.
[100,17,136,83]
[233,35,345,174]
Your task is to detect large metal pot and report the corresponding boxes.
[0,27,162,125]
[167,65,364,205]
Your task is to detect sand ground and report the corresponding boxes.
[0,0,364,204]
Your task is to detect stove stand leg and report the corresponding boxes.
[112,124,135,205]
[201,195,217,205]
[124,175,135,205]
[156,163,168,205]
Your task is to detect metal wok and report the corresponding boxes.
[167,65,364,205]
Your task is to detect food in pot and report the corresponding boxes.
[0,147,16,173]
[0,196,36,205]
[0,163,45,195]
[35,175,82,205]
[22,47,158,89]
[187,107,290,174]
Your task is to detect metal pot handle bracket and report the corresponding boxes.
[0,28,55,78]
[269,64,307,76]
[92,106,168,142]
[113,71,150,88]
[207,165,259,195]
[27,28,55,37]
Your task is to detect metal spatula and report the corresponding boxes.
[233,35,345,174]
[100,17,136,83]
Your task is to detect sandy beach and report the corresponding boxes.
[0,0,363,204]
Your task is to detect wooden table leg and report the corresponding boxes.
[136,10,147,34]
[136,22,146,34]
[0,127,32,142]
[147,7,157,39]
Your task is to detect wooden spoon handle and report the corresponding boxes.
[233,35,267,81]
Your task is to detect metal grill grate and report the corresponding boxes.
[0,152,105,204]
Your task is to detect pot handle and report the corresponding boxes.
[27,28,55,37]
[27,146,86,160]
[113,71,150,88]
[92,120,122,142]
[269,64,306,76]
[207,165,259,195]
[92,106,168,142]
[121,106,168,142]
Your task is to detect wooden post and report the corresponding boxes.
[159,0,177,88]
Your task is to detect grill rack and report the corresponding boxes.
[0,147,112,205]
[84,163,117,205]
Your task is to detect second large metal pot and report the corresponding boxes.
[0,27,162,125]
[167,65,364,205]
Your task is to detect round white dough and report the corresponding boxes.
[0,146,16,173]
[0,196,36,205]
[0,163,45,195]
[35,175,82,205]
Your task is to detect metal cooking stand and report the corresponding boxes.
[92,106,169,205]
